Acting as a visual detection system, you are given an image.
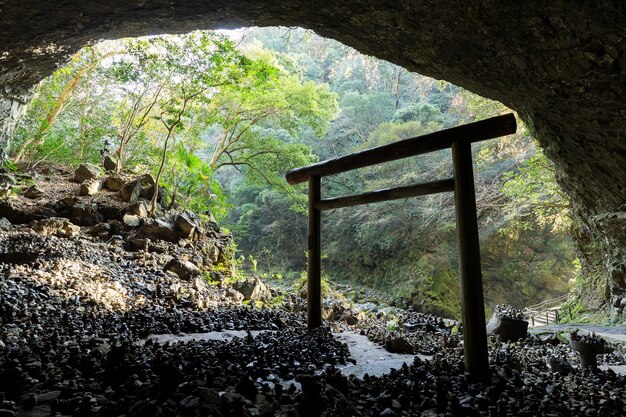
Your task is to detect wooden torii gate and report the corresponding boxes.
[285,113,517,381]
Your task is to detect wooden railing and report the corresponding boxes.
[286,113,517,381]
[525,294,571,327]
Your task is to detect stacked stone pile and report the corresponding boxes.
[360,308,457,355]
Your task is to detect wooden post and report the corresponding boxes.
[569,307,573,320]
[531,316,535,327]
[307,176,322,330]
[546,312,549,325]
[452,140,489,381]
[556,310,560,324]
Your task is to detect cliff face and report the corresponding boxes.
[1,1,625,308]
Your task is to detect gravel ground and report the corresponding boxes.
[1,169,626,416]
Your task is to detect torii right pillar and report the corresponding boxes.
[452,139,489,382]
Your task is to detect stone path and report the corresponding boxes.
[531,324,626,343]
[333,332,427,378]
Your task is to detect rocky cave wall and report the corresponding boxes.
[1,1,625,310]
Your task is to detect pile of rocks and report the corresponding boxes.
[314,344,626,417]
[570,331,606,346]
[493,304,526,321]
[0,165,235,284]
[0,224,325,416]
[487,304,529,342]
[0,230,295,323]
[570,331,611,369]
[360,309,456,355]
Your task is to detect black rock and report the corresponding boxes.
[103,155,117,172]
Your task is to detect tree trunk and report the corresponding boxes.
[13,69,86,162]
[150,133,172,215]
[13,49,119,163]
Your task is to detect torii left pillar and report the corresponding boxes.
[307,175,322,330]
[452,139,489,382]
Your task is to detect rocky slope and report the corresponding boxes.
[0,165,626,416]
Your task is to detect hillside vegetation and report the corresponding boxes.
[7,27,578,318]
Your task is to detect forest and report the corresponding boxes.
[7,27,578,318]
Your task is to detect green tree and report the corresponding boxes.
[207,59,338,187]
[112,32,262,214]
[12,44,119,163]
[500,148,572,233]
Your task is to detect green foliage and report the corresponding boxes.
[158,142,229,219]
[226,185,308,273]
[14,30,338,219]
[294,271,333,300]
[1,160,18,173]
[500,148,571,233]
[228,28,578,317]
[208,60,337,189]
[12,26,582,317]
[461,90,507,120]
[392,102,451,126]
[11,43,120,165]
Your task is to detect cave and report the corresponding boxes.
[1,1,625,310]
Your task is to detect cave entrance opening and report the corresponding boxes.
[286,113,517,381]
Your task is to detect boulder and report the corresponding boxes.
[107,220,124,235]
[141,173,156,186]
[139,174,156,200]
[90,222,111,239]
[232,277,272,302]
[105,176,126,192]
[0,200,47,224]
[322,307,334,321]
[103,155,117,172]
[79,178,103,196]
[119,180,142,203]
[59,197,77,208]
[164,258,202,280]
[119,174,155,202]
[0,217,12,230]
[226,287,245,303]
[127,235,149,251]
[344,312,359,326]
[201,240,221,264]
[385,335,414,354]
[99,205,124,221]
[69,203,103,226]
[486,309,529,342]
[23,185,43,199]
[123,213,141,227]
[73,163,102,183]
[36,391,61,403]
[175,210,202,238]
[139,218,179,242]
[30,218,80,238]
[126,202,148,218]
